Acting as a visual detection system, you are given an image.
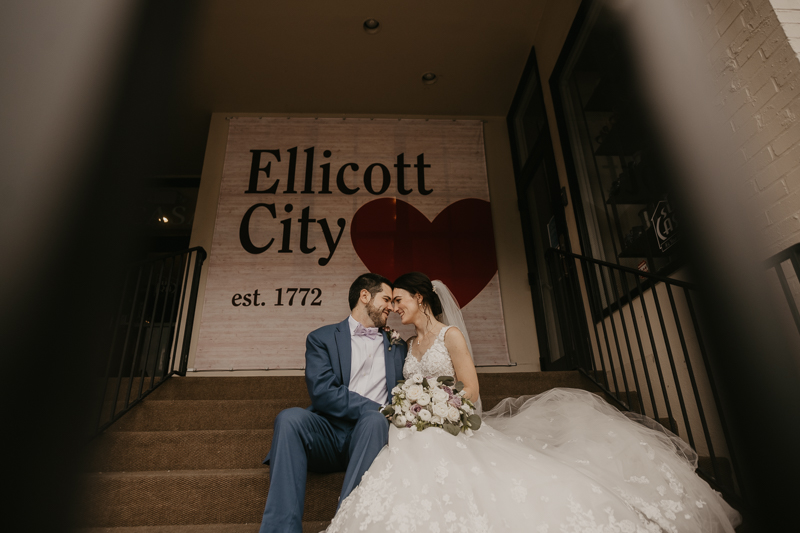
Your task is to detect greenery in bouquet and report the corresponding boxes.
[380,374,482,436]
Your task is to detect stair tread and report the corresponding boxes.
[108,399,307,432]
[143,372,599,400]
[85,430,273,472]
[74,522,330,533]
[96,428,274,436]
[83,468,269,478]
[78,371,670,529]
[74,526,260,533]
[75,467,343,526]
[147,376,311,401]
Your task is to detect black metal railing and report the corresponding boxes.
[764,243,800,338]
[545,248,739,499]
[94,247,206,435]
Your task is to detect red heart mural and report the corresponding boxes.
[350,198,498,307]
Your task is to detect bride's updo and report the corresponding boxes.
[393,272,443,320]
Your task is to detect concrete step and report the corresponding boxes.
[72,520,330,533]
[146,376,311,401]
[698,455,735,491]
[137,372,601,402]
[109,397,509,432]
[85,429,272,472]
[74,523,330,533]
[107,399,304,432]
[607,390,643,413]
[98,377,172,405]
[477,371,603,397]
[75,469,342,527]
[83,372,710,531]
[98,372,605,433]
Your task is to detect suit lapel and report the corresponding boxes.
[335,318,352,387]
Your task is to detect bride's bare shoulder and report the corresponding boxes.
[443,326,466,345]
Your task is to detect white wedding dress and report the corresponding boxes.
[326,326,741,533]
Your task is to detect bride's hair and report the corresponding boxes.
[392,272,443,319]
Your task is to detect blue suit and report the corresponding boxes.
[259,317,406,533]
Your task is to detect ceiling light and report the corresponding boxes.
[422,72,437,85]
[363,19,380,34]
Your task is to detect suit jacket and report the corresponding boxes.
[264,317,407,463]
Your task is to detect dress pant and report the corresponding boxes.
[259,408,389,533]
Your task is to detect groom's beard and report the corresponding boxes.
[366,298,387,328]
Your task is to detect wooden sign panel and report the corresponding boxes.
[194,118,510,370]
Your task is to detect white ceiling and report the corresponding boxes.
[184,0,547,117]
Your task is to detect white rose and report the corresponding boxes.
[393,414,407,427]
[432,402,450,419]
[431,415,443,425]
[394,405,404,414]
[417,393,431,406]
[405,384,423,401]
[447,405,460,422]
[401,381,411,391]
[412,373,424,384]
[419,409,432,422]
[432,388,449,404]
[402,399,412,410]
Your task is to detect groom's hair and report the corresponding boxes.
[349,273,392,310]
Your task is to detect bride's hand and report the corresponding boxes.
[444,327,479,402]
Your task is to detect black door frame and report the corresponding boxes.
[507,47,574,371]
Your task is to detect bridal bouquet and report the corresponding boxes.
[381,374,481,436]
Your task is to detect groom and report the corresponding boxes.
[259,273,406,533]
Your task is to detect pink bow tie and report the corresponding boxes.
[354,323,380,340]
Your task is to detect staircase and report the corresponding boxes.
[74,371,723,532]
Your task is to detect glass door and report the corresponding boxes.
[519,142,573,369]
[551,0,683,317]
[508,48,573,370]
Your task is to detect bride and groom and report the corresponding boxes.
[259,272,740,532]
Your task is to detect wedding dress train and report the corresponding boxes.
[326,326,740,532]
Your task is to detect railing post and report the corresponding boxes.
[94,247,207,436]
[765,243,800,337]
[178,248,207,376]
[545,247,741,500]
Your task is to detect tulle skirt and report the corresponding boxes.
[326,388,740,533]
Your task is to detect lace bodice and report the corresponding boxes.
[403,325,456,380]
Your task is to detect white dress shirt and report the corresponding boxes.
[347,315,388,404]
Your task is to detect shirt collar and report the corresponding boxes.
[348,315,361,335]
[349,315,382,337]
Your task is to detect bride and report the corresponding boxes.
[326,272,741,533]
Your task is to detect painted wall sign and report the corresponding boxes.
[194,117,511,370]
[652,199,679,252]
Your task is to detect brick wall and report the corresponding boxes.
[693,0,800,257]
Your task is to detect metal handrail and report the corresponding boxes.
[764,243,800,336]
[93,247,206,435]
[545,247,739,501]
[550,248,701,289]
